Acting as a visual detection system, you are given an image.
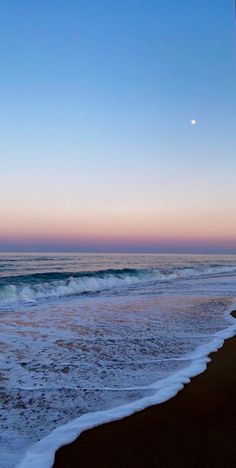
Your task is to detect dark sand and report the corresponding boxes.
[53,311,236,468]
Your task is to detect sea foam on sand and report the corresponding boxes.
[18,310,236,468]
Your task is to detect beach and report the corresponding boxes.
[53,311,236,468]
[1,254,236,467]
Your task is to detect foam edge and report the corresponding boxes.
[18,309,236,468]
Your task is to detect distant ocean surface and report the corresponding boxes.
[1,253,236,468]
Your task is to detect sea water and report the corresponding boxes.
[0,253,236,468]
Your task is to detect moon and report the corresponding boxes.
[190,119,197,125]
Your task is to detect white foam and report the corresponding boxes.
[18,313,236,468]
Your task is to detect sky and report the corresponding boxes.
[0,0,236,253]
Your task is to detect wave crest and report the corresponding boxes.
[0,265,236,306]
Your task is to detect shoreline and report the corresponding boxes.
[53,310,236,468]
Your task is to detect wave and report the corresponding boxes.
[1,265,236,307]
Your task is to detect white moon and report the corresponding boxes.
[190,119,197,125]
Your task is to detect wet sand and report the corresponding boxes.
[53,311,236,468]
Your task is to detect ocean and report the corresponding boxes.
[0,253,236,468]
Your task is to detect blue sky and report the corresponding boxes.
[0,1,236,252]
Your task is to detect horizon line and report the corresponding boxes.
[0,250,236,255]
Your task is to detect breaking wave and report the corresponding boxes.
[1,265,236,307]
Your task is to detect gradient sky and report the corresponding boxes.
[1,0,236,253]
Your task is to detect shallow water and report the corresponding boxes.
[0,254,236,467]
